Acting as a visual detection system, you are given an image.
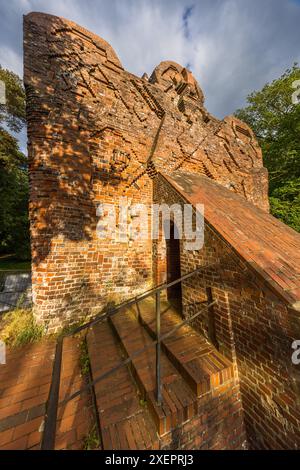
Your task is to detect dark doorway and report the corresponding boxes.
[165,220,182,314]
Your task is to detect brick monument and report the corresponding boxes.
[24,13,300,449]
[24,12,269,330]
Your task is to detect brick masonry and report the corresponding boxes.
[154,173,300,449]
[138,299,247,450]
[23,12,300,449]
[0,337,93,450]
[160,384,247,450]
[24,12,268,331]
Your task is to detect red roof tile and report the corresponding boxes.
[163,171,300,310]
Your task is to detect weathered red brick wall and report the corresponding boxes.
[160,380,247,450]
[24,13,269,330]
[24,12,300,450]
[154,174,300,449]
[24,13,155,330]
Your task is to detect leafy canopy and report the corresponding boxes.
[0,66,29,259]
[0,65,26,132]
[235,64,300,232]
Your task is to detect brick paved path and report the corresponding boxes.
[0,337,93,450]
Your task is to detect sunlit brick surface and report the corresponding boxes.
[24,12,268,331]
[23,12,300,450]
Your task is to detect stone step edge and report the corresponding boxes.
[137,303,234,397]
[86,324,159,449]
[108,310,197,436]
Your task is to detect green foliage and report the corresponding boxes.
[0,127,26,169]
[0,65,26,132]
[0,66,29,259]
[83,425,101,450]
[235,64,300,231]
[79,339,90,376]
[269,180,300,231]
[55,315,89,339]
[0,308,45,347]
[0,256,31,271]
[0,129,30,259]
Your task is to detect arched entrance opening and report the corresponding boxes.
[165,220,182,314]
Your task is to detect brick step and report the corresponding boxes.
[137,297,233,397]
[110,307,197,436]
[86,322,159,450]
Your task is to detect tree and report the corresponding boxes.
[235,64,300,232]
[0,66,26,132]
[0,66,29,259]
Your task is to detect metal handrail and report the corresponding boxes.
[41,266,206,450]
[66,266,204,337]
[59,299,216,407]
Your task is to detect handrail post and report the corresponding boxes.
[155,291,162,405]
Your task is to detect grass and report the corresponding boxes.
[79,338,90,376]
[0,308,45,347]
[55,316,90,339]
[0,255,31,272]
[79,340,101,450]
[83,425,101,450]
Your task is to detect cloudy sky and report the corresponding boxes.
[1,0,300,151]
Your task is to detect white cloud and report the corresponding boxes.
[0,45,23,76]
[1,0,300,124]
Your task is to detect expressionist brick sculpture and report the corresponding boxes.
[24,12,269,329]
[24,13,300,450]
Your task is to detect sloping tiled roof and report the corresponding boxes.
[162,170,300,311]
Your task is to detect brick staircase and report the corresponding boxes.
[86,296,236,450]
[0,295,243,450]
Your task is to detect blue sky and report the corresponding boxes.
[1,0,300,152]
